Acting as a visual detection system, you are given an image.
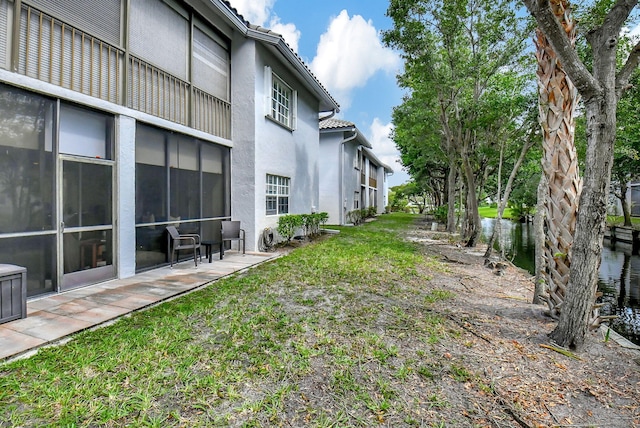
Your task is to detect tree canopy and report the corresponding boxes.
[384,0,536,245]
[386,0,640,350]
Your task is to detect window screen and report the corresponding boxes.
[129,0,188,79]
[193,26,229,102]
[26,0,122,46]
[0,0,7,69]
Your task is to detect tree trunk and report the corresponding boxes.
[534,3,582,318]
[483,139,502,257]
[462,156,481,247]
[522,0,640,351]
[446,156,457,233]
[620,181,632,227]
[533,173,548,305]
[550,93,616,349]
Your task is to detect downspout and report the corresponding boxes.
[340,130,358,225]
[319,109,337,122]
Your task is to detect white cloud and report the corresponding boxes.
[228,0,274,26]
[368,118,397,168]
[228,0,300,52]
[269,17,301,53]
[310,10,400,109]
[368,118,407,186]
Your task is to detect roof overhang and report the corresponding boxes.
[185,1,340,113]
[247,27,340,112]
[364,147,393,173]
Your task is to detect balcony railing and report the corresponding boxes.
[128,56,188,126]
[193,87,231,139]
[16,4,231,140]
[18,5,123,104]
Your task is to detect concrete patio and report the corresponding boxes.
[0,251,278,362]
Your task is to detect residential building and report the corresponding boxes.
[0,0,338,298]
[319,119,392,225]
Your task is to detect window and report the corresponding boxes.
[354,192,360,209]
[265,66,297,129]
[59,104,113,159]
[193,25,230,102]
[266,174,290,215]
[355,149,363,170]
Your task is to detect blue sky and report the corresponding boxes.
[228,0,410,187]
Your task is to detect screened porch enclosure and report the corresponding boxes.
[0,84,116,296]
[135,124,230,272]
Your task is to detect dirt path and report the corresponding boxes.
[408,218,640,427]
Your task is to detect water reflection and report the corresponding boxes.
[481,218,640,345]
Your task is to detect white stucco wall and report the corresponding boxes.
[252,45,322,242]
[230,35,258,251]
[319,133,362,226]
[318,131,342,225]
[117,115,137,278]
[344,141,361,220]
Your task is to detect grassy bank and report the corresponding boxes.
[477,206,514,219]
[1,213,456,427]
[606,215,640,228]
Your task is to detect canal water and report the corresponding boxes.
[481,218,640,346]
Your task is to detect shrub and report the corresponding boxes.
[347,209,364,225]
[278,212,329,241]
[316,212,329,231]
[431,205,448,223]
[301,212,329,237]
[367,206,377,218]
[277,214,303,242]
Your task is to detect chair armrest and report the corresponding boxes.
[175,236,198,245]
[240,229,245,238]
[178,233,201,244]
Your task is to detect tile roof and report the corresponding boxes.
[319,118,356,130]
[218,1,339,111]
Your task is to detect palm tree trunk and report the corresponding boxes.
[534,0,582,318]
[533,173,548,304]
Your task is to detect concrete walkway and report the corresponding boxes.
[0,251,277,362]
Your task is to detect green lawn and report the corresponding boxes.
[0,213,460,427]
[606,215,640,228]
[477,205,515,219]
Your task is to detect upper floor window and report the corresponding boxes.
[355,149,363,170]
[265,66,297,130]
[266,174,290,215]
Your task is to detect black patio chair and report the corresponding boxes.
[166,225,201,267]
[220,220,245,259]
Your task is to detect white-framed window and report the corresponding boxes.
[264,66,297,129]
[266,174,290,215]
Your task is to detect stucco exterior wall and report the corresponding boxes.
[252,44,321,241]
[117,115,137,279]
[230,35,258,250]
[318,131,342,224]
[343,140,361,221]
[318,132,362,226]
[319,127,392,224]
[378,169,388,213]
